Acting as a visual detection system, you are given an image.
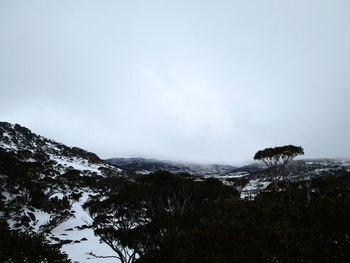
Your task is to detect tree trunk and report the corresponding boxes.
[274,179,278,192]
[273,172,279,192]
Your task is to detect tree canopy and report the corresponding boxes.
[254,145,304,161]
[254,145,304,191]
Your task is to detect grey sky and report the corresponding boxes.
[1,0,349,164]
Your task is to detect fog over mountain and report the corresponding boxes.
[1,1,350,164]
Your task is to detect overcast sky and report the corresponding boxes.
[1,0,349,164]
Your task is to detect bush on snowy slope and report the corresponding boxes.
[0,150,72,213]
[0,219,71,262]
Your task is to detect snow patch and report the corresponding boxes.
[49,193,65,200]
[50,193,119,263]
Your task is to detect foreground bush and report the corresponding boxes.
[0,220,71,263]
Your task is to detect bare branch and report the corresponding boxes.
[87,252,119,259]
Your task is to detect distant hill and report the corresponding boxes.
[106,157,237,177]
[106,157,350,182]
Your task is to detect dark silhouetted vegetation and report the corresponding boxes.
[0,219,71,262]
[254,145,304,191]
[84,171,350,263]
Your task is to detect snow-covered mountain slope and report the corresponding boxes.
[0,122,120,176]
[0,122,126,262]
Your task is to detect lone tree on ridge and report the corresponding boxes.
[254,145,304,191]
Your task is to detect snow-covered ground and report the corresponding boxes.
[49,154,105,175]
[50,193,118,263]
[206,172,249,179]
[4,191,120,262]
[241,179,270,199]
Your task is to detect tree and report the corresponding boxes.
[83,171,237,262]
[254,145,304,191]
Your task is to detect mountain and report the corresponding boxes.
[0,122,120,175]
[0,122,125,262]
[106,157,237,177]
[106,157,350,182]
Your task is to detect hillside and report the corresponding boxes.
[0,122,126,262]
